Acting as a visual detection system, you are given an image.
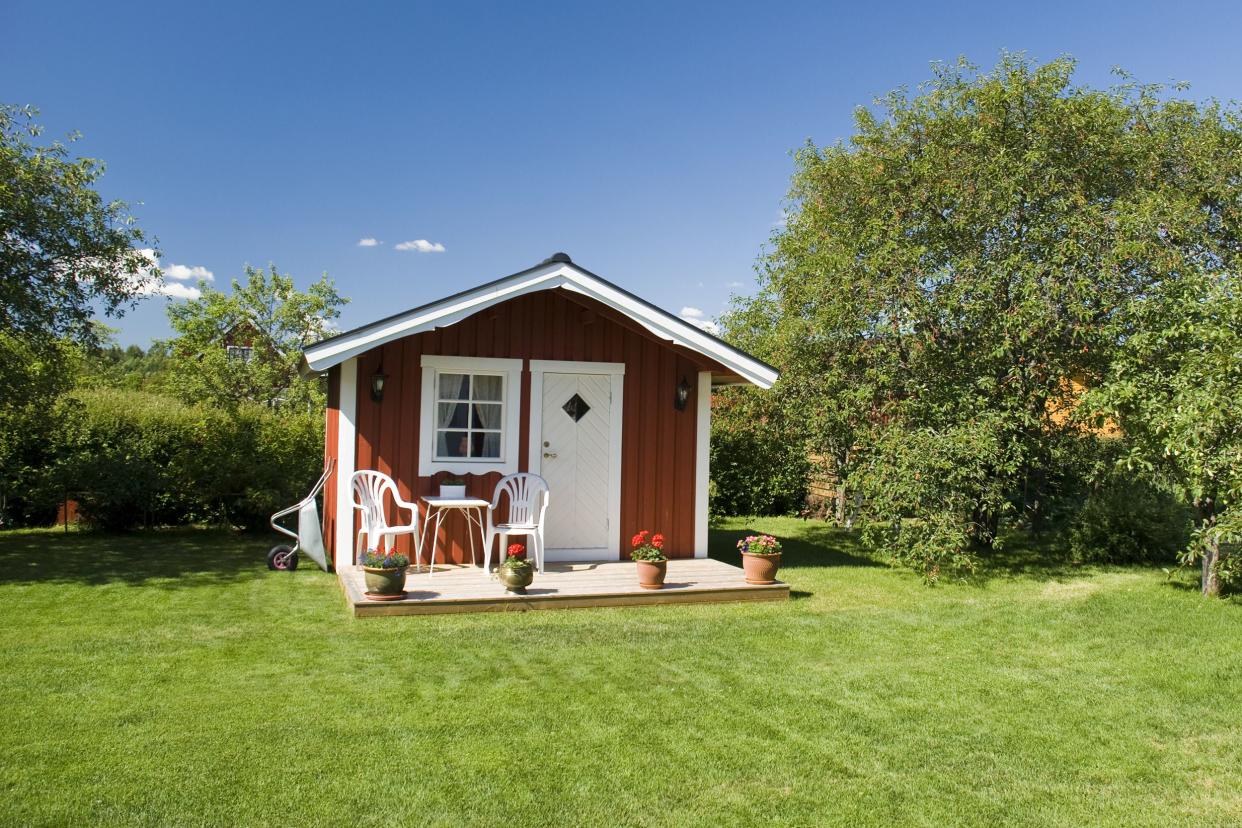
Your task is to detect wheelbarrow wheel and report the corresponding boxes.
[267,545,299,571]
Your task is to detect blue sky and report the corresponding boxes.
[6,0,1242,346]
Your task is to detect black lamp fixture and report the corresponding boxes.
[674,375,692,411]
[370,367,388,402]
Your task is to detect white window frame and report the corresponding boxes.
[419,355,523,476]
[227,344,254,362]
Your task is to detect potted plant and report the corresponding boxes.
[630,529,667,589]
[498,543,534,594]
[361,546,409,600]
[737,534,782,584]
[439,476,467,499]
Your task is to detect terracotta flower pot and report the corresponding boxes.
[635,559,668,589]
[741,552,781,585]
[499,564,534,594]
[363,566,407,600]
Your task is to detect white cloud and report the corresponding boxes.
[679,305,719,334]
[357,238,381,247]
[680,315,720,335]
[157,282,204,300]
[125,248,206,300]
[727,280,745,289]
[164,263,214,281]
[395,239,446,253]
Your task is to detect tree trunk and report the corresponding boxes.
[1195,497,1221,598]
[1202,535,1221,598]
[970,503,999,549]
[832,449,853,528]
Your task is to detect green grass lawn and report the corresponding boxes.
[1,519,1240,827]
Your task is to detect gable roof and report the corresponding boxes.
[300,253,779,388]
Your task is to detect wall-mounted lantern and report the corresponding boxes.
[370,369,388,402]
[674,375,692,411]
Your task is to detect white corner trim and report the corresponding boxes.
[694,371,711,558]
[528,362,625,560]
[302,261,777,388]
[418,355,523,477]
[334,358,358,573]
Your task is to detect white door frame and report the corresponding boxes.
[527,360,625,560]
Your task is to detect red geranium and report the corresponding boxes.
[507,543,526,559]
[629,528,667,561]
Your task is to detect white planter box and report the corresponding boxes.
[439,484,467,499]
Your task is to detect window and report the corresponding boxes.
[433,372,504,460]
[419,355,523,476]
[227,345,254,363]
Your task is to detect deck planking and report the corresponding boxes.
[339,557,788,617]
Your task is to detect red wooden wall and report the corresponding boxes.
[322,288,720,565]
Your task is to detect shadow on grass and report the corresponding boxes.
[708,523,883,570]
[1162,575,1241,602]
[971,536,1085,583]
[965,532,1188,587]
[0,528,278,588]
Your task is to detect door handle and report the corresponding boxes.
[543,452,558,459]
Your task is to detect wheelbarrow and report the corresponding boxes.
[267,460,334,571]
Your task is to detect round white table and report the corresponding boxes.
[419,496,489,576]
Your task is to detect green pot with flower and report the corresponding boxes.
[737,534,782,584]
[361,547,409,600]
[630,529,668,589]
[498,543,534,594]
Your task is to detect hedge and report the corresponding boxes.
[8,389,322,530]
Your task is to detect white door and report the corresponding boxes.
[539,372,612,559]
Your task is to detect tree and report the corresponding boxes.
[745,54,1242,580]
[165,264,346,409]
[76,336,175,394]
[1087,274,1242,596]
[0,104,155,365]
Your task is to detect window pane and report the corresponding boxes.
[471,403,502,429]
[439,373,469,400]
[475,432,501,458]
[437,402,469,429]
[436,430,469,458]
[473,374,502,401]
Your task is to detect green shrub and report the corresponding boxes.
[1066,475,1193,565]
[710,390,809,518]
[33,389,322,530]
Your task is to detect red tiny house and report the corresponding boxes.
[306,255,777,572]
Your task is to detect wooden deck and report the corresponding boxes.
[340,558,788,617]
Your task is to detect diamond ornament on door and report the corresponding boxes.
[562,393,590,422]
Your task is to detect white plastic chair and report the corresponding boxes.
[483,473,550,574]
[351,470,422,567]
